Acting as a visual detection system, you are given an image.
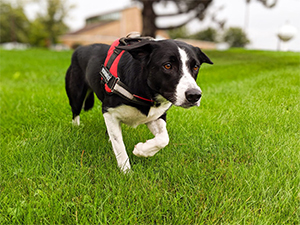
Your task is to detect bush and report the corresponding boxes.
[167,26,189,39]
[223,27,250,48]
[191,27,217,42]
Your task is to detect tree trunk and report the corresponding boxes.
[141,1,157,37]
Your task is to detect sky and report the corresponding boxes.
[26,0,300,51]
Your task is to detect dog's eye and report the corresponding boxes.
[193,65,199,71]
[164,63,172,70]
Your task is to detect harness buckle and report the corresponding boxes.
[100,66,111,83]
[99,65,119,91]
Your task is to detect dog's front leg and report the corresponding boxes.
[133,118,169,157]
[103,113,131,172]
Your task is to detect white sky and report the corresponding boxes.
[26,0,300,51]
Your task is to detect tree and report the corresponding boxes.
[0,0,72,47]
[34,0,71,46]
[28,19,49,47]
[250,0,278,8]
[192,27,218,42]
[245,0,278,30]
[0,2,30,43]
[135,0,278,38]
[223,27,250,48]
[136,0,213,37]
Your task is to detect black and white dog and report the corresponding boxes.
[65,35,213,172]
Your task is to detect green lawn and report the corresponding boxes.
[0,48,299,224]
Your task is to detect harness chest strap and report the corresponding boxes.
[100,66,142,102]
[99,39,155,106]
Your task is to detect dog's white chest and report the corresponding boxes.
[107,102,171,127]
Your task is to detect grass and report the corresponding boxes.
[0,48,299,224]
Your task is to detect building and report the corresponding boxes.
[60,6,216,50]
[59,6,169,49]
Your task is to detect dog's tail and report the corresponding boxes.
[83,91,94,111]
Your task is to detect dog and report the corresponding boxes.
[65,34,213,172]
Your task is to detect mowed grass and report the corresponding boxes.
[0,48,299,224]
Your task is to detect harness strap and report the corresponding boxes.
[99,38,155,106]
[106,48,123,70]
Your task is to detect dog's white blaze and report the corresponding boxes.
[175,47,201,106]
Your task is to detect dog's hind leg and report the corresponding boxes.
[65,61,93,126]
[133,118,169,157]
[83,90,94,111]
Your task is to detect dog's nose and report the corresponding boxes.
[185,88,202,103]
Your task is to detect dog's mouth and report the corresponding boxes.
[157,92,176,104]
[166,95,201,108]
[175,100,201,108]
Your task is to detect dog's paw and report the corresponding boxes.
[121,167,132,175]
[133,143,145,157]
[72,116,80,126]
[133,142,157,157]
[119,160,132,174]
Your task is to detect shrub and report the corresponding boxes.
[167,26,189,39]
[191,27,217,42]
[223,27,250,48]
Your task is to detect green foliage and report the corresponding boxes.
[223,27,250,48]
[191,27,218,42]
[167,26,189,39]
[168,26,218,42]
[0,49,299,224]
[36,0,70,45]
[28,19,49,48]
[0,2,30,43]
[0,0,71,47]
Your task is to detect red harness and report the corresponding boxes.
[100,38,155,105]
[103,39,125,93]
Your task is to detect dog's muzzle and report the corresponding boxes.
[185,88,202,104]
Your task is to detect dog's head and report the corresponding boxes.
[117,39,213,108]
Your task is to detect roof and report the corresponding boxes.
[66,21,114,35]
[86,7,124,21]
[66,6,138,36]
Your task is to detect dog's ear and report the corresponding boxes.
[196,47,213,65]
[116,41,154,62]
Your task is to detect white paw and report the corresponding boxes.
[133,142,158,157]
[121,167,132,174]
[132,142,145,157]
[119,160,131,173]
[72,116,80,126]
